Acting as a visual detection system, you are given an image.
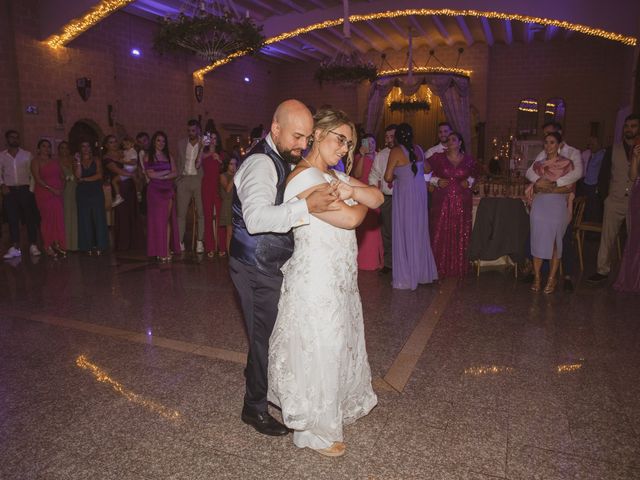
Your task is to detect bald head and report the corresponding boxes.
[271,99,313,164]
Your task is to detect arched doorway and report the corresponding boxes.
[68,119,102,156]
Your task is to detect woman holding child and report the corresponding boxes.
[102,135,144,251]
[526,131,576,294]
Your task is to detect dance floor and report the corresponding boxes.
[1,247,639,479]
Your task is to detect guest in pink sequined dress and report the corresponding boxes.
[428,132,477,278]
[614,143,640,293]
[353,135,383,270]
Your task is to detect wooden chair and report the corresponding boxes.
[573,196,621,271]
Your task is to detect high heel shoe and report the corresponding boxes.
[531,275,541,292]
[45,246,57,258]
[53,244,67,257]
[312,442,346,458]
[544,276,558,294]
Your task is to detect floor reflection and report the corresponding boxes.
[76,355,181,420]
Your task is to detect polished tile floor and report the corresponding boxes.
[1,246,639,479]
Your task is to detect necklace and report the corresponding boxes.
[302,157,314,169]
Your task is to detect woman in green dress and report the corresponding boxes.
[58,141,78,251]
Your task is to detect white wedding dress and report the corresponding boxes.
[267,167,378,450]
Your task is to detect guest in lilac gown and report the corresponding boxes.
[526,132,575,294]
[142,131,180,262]
[614,144,640,293]
[384,123,438,290]
[427,132,477,278]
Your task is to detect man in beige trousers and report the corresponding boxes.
[175,119,205,254]
[588,113,639,284]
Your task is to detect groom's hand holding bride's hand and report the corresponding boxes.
[333,181,354,201]
[306,184,341,213]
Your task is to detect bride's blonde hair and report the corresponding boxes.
[311,108,357,175]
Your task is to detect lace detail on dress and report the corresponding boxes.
[268,167,377,449]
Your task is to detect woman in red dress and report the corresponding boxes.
[32,139,66,257]
[200,131,225,257]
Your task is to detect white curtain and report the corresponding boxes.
[366,74,471,149]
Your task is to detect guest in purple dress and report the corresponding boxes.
[427,132,477,278]
[384,123,438,290]
[614,144,640,293]
[142,131,180,262]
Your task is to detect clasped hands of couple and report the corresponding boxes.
[532,178,569,194]
[435,178,470,189]
[305,178,353,213]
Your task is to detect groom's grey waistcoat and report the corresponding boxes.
[230,139,294,277]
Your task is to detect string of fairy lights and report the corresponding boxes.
[379,66,472,78]
[46,0,135,49]
[43,2,637,79]
[192,8,638,78]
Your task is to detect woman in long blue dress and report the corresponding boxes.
[75,141,109,254]
[384,123,438,290]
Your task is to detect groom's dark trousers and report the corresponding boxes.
[229,257,283,414]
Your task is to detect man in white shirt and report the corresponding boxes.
[229,99,339,437]
[425,122,453,161]
[0,130,41,259]
[526,121,582,292]
[368,124,396,273]
[175,120,205,253]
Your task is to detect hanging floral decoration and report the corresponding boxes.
[315,54,378,85]
[154,10,265,62]
[386,86,433,112]
[389,100,430,112]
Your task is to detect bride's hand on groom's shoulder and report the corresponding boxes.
[306,184,341,213]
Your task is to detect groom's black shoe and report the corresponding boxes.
[241,407,290,436]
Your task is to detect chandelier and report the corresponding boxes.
[153,1,264,62]
[314,0,376,85]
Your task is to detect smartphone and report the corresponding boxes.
[361,138,370,153]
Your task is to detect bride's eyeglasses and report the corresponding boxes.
[327,130,354,151]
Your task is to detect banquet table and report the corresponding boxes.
[468,196,530,275]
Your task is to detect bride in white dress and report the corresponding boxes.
[268,109,383,457]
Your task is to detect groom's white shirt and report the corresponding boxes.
[234,133,310,234]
